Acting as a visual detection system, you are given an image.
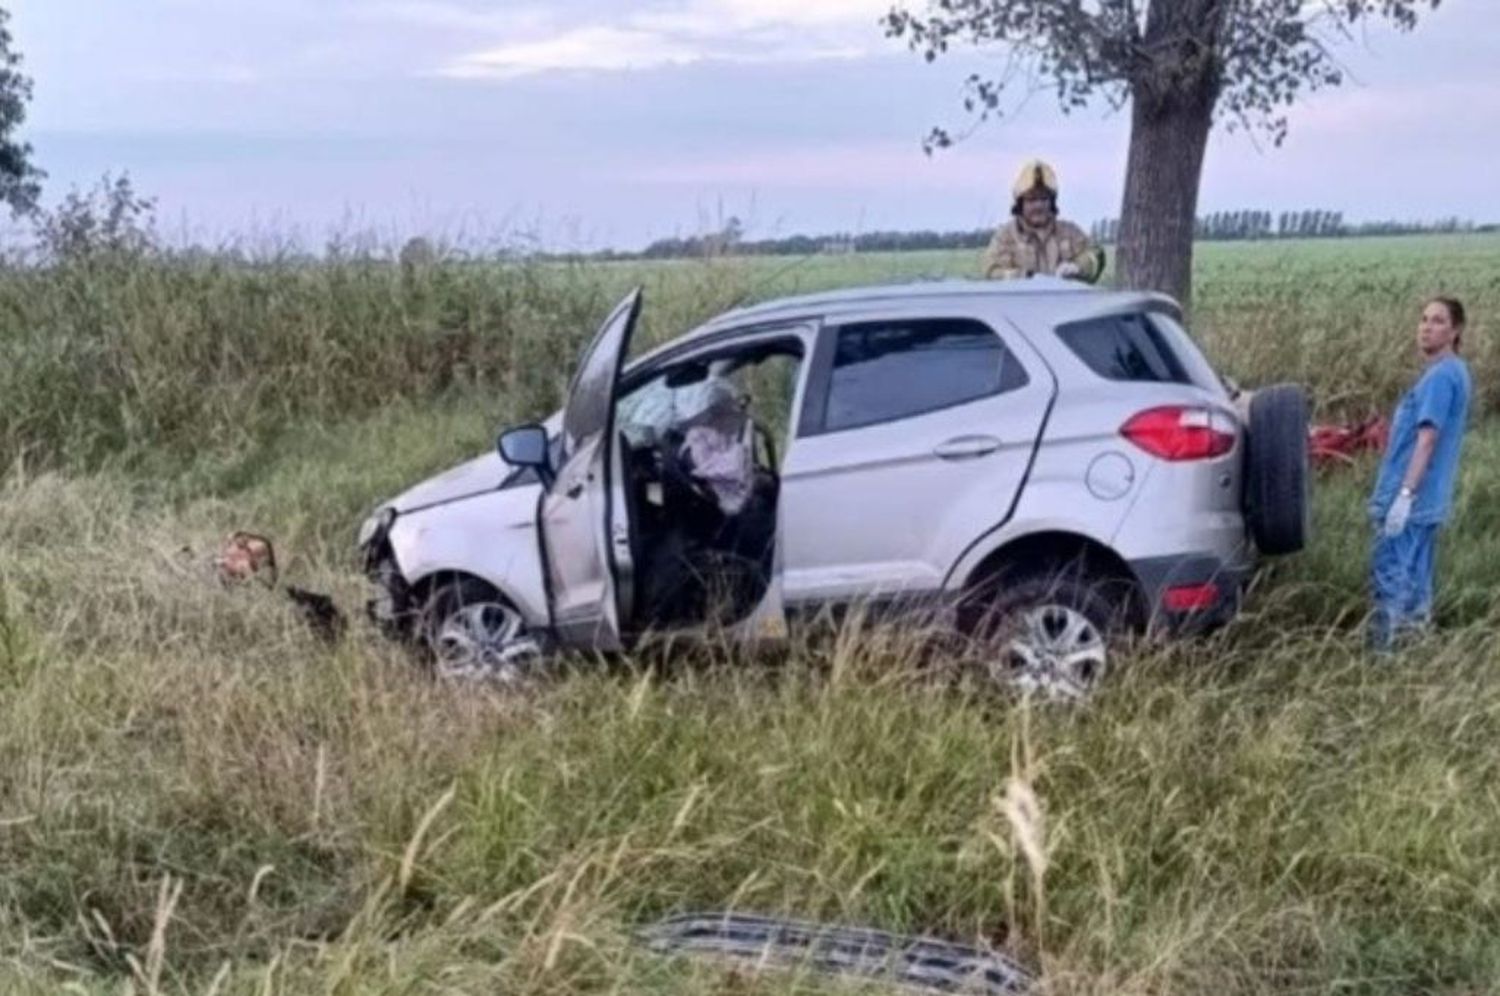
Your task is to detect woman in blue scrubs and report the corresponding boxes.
[1367,297,1473,652]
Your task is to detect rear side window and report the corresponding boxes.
[1057,313,1191,385]
[820,318,1028,433]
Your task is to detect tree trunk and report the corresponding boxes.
[1114,91,1215,309]
[1113,0,1228,310]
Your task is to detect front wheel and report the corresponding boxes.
[960,568,1135,701]
[420,578,543,685]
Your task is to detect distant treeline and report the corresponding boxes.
[1092,211,1493,243]
[635,228,995,260]
[611,212,1497,261]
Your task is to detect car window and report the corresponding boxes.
[820,319,1027,433]
[737,353,801,458]
[1055,313,1191,385]
[615,345,805,453]
[1146,312,1229,396]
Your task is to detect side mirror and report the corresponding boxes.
[498,424,553,485]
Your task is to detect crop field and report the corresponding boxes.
[2,233,1500,994]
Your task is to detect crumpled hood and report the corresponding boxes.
[385,413,562,515]
[389,452,507,513]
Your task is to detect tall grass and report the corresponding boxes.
[0,252,756,476]
[5,472,1500,993]
[3,235,1500,993]
[5,234,1499,478]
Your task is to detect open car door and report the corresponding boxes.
[540,288,643,651]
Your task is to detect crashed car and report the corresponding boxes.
[358,278,1308,697]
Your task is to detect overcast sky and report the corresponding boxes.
[13,1,1498,250]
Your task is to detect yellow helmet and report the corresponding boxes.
[1012,159,1059,200]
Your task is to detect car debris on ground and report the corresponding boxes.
[1309,415,1388,468]
[1232,387,1387,471]
[638,911,1033,995]
[214,531,348,644]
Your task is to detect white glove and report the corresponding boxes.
[1056,261,1083,279]
[1383,489,1414,538]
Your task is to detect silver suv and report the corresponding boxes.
[358,278,1308,697]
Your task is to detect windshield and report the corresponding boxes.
[616,377,679,445]
[615,364,738,446]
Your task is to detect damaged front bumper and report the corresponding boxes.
[359,513,417,638]
[366,557,415,635]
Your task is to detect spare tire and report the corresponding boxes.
[1244,383,1310,555]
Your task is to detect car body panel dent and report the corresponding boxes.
[388,483,549,625]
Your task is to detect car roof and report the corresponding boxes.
[635,277,1180,365]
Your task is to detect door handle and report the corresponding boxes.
[565,483,585,499]
[934,435,1001,460]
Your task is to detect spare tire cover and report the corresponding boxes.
[1244,383,1311,556]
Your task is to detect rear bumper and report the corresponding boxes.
[1129,553,1250,635]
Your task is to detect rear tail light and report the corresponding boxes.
[1121,406,1237,462]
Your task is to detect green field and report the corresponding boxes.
[3,234,1500,994]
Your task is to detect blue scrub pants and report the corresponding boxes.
[1368,523,1439,651]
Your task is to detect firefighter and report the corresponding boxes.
[983,159,1104,283]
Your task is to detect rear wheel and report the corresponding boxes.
[1244,383,1310,556]
[961,566,1136,701]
